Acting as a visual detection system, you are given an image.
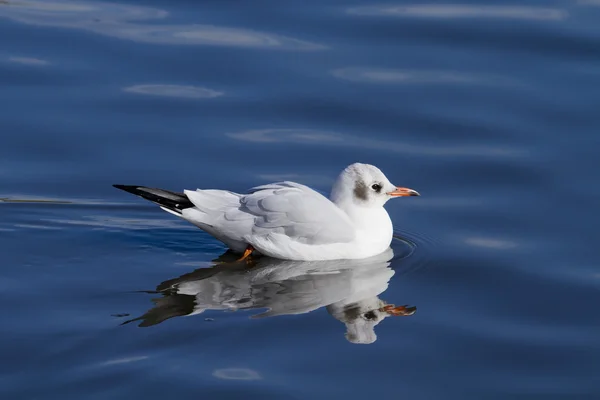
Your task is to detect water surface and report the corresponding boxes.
[1,0,600,399]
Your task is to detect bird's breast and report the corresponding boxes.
[351,208,394,252]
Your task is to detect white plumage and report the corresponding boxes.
[114,162,419,261]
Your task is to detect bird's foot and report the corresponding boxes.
[236,245,255,262]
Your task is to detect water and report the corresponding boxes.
[1,0,599,398]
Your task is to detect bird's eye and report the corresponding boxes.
[371,183,382,192]
[364,311,378,320]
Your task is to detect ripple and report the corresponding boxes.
[464,237,518,249]
[212,368,262,380]
[99,356,149,366]
[346,4,568,21]
[227,129,524,158]
[0,196,130,206]
[332,67,516,86]
[577,0,600,5]
[121,25,325,50]
[13,224,62,230]
[123,84,223,99]
[0,196,71,204]
[228,129,344,144]
[7,56,49,66]
[0,0,167,23]
[0,0,325,50]
[46,216,195,230]
[391,230,436,275]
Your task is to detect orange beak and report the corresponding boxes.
[380,304,417,316]
[387,187,420,197]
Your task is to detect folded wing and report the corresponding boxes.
[238,181,356,245]
[182,181,355,258]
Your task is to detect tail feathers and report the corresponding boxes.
[113,184,195,213]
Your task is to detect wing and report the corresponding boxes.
[234,181,356,245]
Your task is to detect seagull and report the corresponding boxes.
[113,162,419,261]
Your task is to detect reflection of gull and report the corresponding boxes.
[124,248,416,344]
[0,0,325,50]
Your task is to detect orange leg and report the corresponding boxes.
[236,245,254,262]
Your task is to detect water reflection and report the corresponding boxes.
[0,0,325,50]
[124,248,416,344]
[346,4,567,21]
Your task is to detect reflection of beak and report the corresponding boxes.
[380,304,417,316]
[387,187,420,197]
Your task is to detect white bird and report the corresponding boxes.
[113,162,419,261]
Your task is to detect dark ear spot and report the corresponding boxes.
[343,305,362,321]
[353,181,368,201]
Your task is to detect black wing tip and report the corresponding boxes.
[113,184,144,195]
[112,184,194,211]
[113,184,136,189]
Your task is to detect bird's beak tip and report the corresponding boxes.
[388,187,420,197]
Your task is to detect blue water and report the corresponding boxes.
[1,0,600,398]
